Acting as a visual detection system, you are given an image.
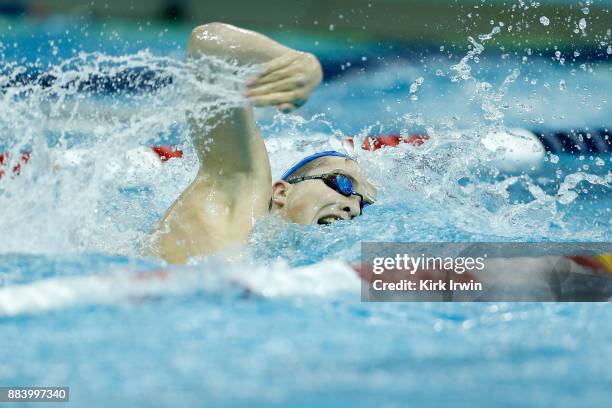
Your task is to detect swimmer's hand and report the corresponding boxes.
[246,51,323,113]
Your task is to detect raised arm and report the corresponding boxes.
[152,23,322,263]
[189,22,323,112]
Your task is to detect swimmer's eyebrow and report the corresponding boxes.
[328,168,350,174]
[327,168,358,180]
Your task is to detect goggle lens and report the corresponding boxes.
[331,175,354,195]
[325,175,369,210]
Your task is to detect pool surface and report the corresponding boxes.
[1,12,611,408]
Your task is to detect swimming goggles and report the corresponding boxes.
[286,173,371,212]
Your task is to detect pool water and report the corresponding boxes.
[1,13,611,408]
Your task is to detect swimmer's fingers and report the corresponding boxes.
[247,52,322,110]
[256,53,299,79]
[249,52,321,89]
[248,66,294,88]
[247,54,297,87]
[246,76,299,97]
[250,91,306,107]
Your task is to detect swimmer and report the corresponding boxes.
[150,23,376,263]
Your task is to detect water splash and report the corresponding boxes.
[0,50,256,254]
[0,257,359,316]
[0,21,609,266]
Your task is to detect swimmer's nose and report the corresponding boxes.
[341,196,362,219]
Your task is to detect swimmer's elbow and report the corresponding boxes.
[192,22,229,36]
[188,22,234,56]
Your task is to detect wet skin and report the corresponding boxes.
[150,23,373,264]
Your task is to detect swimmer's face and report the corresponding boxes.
[271,157,376,225]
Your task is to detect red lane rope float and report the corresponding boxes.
[0,135,419,180]
[0,151,31,179]
[150,145,183,162]
[567,255,612,274]
[0,147,183,179]
[345,134,429,151]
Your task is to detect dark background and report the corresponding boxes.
[1,0,610,53]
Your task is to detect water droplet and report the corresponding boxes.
[555,50,561,58]
[595,158,604,166]
[607,46,612,55]
[539,16,550,26]
[478,26,501,41]
[578,18,587,30]
[581,7,589,15]
[409,77,424,93]
[559,80,566,91]
[550,154,559,164]
[329,24,335,31]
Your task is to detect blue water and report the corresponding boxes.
[2,276,611,408]
[1,15,611,408]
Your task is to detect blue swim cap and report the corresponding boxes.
[280,151,354,180]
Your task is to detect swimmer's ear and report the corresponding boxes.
[271,180,292,208]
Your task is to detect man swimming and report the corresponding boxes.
[152,22,375,264]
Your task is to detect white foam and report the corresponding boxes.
[481,128,545,172]
[0,259,359,316]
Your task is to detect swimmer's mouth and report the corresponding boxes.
[317,215,343,225]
